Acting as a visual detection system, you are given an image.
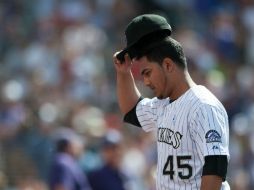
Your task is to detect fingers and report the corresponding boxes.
[113,51,122,65]
[114,51,125,64]
[113,51,132,65]
[113,51,120,59]
[124,53,132,67]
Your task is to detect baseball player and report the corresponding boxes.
[113,14,230,190]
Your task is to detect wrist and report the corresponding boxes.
[116,70,132,78]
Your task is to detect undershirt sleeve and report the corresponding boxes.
[202,155,228,181]
[123,97,143,127]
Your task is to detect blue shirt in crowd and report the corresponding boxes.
[88,164,126,190]
[49,153,91,190]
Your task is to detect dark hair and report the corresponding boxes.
[136,37,187,69]
[56,139,70,152]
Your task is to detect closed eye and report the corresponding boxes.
[141,69,151,77]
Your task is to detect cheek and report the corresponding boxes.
[154,72,166,88]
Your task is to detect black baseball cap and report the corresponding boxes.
[116,14,172,61]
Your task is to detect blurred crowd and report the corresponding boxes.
[0,0,254,190]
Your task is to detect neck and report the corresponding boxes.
[185,70,196,87]
[170,70,196,100]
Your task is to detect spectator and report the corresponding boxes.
[48,132,91,190]
[88,130,127,190]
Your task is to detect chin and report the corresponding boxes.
[154,90,165,99]
[156,94,165,99]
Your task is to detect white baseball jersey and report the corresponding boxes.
[136,85,230,190]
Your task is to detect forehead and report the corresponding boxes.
[133,56,161,76]
[133,56,153,68]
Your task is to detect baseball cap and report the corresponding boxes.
[116,14,172,61]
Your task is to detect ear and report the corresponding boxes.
[162,58,174,73]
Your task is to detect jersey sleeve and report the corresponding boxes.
[135,97,160,132]
[190,103,230,159]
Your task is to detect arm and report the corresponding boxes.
[113,52,141,114]
[190,104,229,190]
[200,155,228,190]
[201,175,222,190]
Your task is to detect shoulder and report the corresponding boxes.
[190,85,225,108]
[88,166,110,183]
[137,97,169,108]
[88,165,106,176]
[188,85,227,117]
[53,154,76,169]
[190,85,227,116]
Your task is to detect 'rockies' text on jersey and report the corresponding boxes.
[136,85,230,190]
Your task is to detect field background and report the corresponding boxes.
[0,0,254,190]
